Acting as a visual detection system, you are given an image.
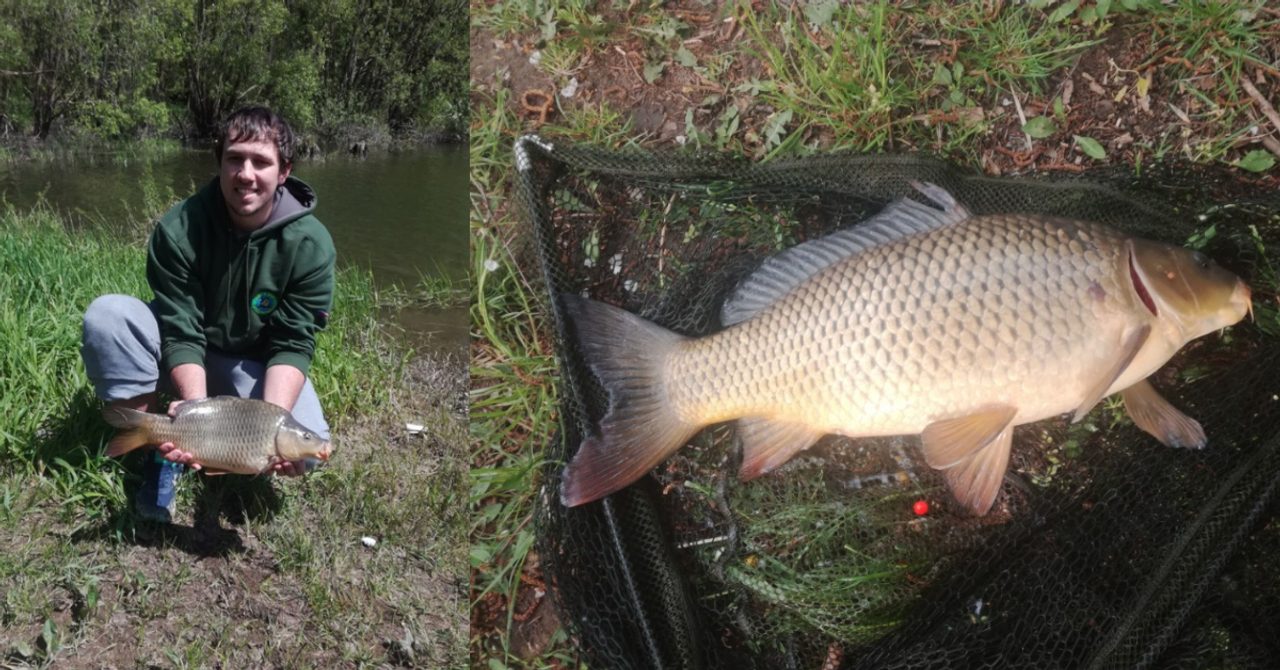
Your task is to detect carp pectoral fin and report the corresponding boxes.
[737,418,824,480]
[941,426,1013,516]
[920,405,1017,470]
[1072,324,1151,423]
[1121,379,1207,449]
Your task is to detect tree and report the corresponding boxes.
[184,0,288,137]
[2,0,97,138]
[0,0,468,143]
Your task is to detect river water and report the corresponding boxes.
[0,145,468,354]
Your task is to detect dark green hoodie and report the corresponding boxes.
[147,176,335,376]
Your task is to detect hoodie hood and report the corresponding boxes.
[254,177,317,236]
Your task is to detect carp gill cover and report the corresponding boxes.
[560,183,1252,514]
[102,396,332,475]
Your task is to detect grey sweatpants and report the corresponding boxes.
[81,294,330,439]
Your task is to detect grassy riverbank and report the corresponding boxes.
[0,206,468,667]
[469,0,1278,666]
[0,137,185,165]
[0,129,467,166]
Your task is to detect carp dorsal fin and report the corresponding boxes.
[1072,324,1151,423]
[721,181,971,326]
[737,417,824,480]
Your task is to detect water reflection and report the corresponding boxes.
[0,146,467,354]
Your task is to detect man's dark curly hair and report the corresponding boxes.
[215,107,296,167]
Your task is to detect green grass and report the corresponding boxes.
[720,467,941,647]
[0,205,467,667]
[469,222,563,663]
[0,136,186,166]
[414,269,473,310]
[1142,1,1280,163]
[469,40,595,664]
[742,1,913,152]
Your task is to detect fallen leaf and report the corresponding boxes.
[1074,135,1107,160]
[643,61,665,84]
[1234,150,1275,172]
[1023,116,1056,139]
[1048,0,1081,22]
[676,46,697,68]
[1136,73,1151,112]
[959,107,986,125]
[1168,103,1191,124]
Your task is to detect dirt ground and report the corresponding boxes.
[472,7,1280,181]
[0,352,469,669]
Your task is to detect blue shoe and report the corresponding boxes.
[135,452,184,523]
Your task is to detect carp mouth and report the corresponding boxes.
[1129,249,1158,317]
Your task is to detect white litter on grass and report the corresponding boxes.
[529,50,542,66]
[405,422,425,435]
[561,77,580,98]
[362,536,378,548]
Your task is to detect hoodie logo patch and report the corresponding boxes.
[251,291,279,316]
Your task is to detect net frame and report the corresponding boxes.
[513,135,1280,670]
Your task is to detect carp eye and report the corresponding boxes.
[303,432,314,441]
[1191,251,1211,270]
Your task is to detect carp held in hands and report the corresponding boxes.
[560,182,1252,514]
[102,396,332,475]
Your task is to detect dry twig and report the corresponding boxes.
[1240,76,1280,159]
[1009,88,1033,152]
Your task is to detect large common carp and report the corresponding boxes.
[560,183,1252,514]
[102,396,331,475]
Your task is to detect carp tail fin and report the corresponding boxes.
[559,294,699,507]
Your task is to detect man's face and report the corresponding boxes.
[219,136,291,229]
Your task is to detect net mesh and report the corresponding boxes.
[516,136,1280,670]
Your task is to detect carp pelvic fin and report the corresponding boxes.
[737,417,824,480]
[920,405,1017,470]
[101,406,161,457]
[922,406,1017,515]
[1072,324,1151,423]
[1121,378,1206,449]
[942,426,1014,516]
[559,294,700,507]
